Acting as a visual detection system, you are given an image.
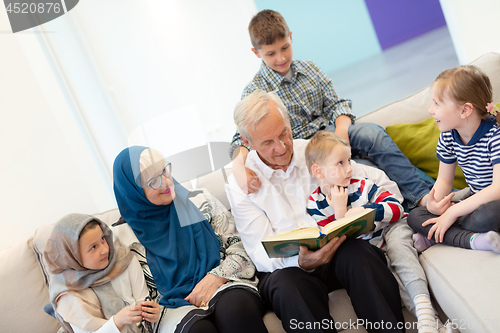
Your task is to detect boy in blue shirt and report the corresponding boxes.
[230,9,432,210]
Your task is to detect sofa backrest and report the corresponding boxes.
[196,168,233,210]
[358,52,500,128]
[0,239,60,333]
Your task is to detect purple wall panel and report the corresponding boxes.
[365,0,446,50]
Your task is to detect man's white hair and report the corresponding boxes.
[234,89,290,144]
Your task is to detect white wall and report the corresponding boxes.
[440,0,500,64]
[63,0,259,161]
[0,10,115,251]
[0,0,259,251]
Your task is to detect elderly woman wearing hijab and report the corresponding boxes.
[112,146,268,333]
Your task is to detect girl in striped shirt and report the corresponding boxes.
[408,65,500,254]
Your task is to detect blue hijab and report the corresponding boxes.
[112,146,220,308]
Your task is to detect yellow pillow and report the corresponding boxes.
[386,117,467,189]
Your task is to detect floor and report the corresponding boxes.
[329,26,459,118]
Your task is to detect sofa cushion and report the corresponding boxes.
[386,117,467,189]
[196,168,233,210]
[0,239,60,333]
[32,223,59,286]
[358,52,500,128]
[419,245,500,333]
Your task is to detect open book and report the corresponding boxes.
[262,208,375,258]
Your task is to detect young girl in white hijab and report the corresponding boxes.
[45,213,160,333]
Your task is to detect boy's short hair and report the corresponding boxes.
[248,9,290,49]
[305,131,350,174]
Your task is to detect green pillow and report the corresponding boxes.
[386,117,467,190]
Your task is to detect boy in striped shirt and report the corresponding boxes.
[305,131,404,237]
[306,131,448,333]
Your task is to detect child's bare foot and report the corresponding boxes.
[413,233,435,252]
[470,231,500,253]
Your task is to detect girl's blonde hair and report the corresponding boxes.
[305,131,350,174]
[433,65,498,122]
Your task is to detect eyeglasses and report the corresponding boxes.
[147,163,172,190]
